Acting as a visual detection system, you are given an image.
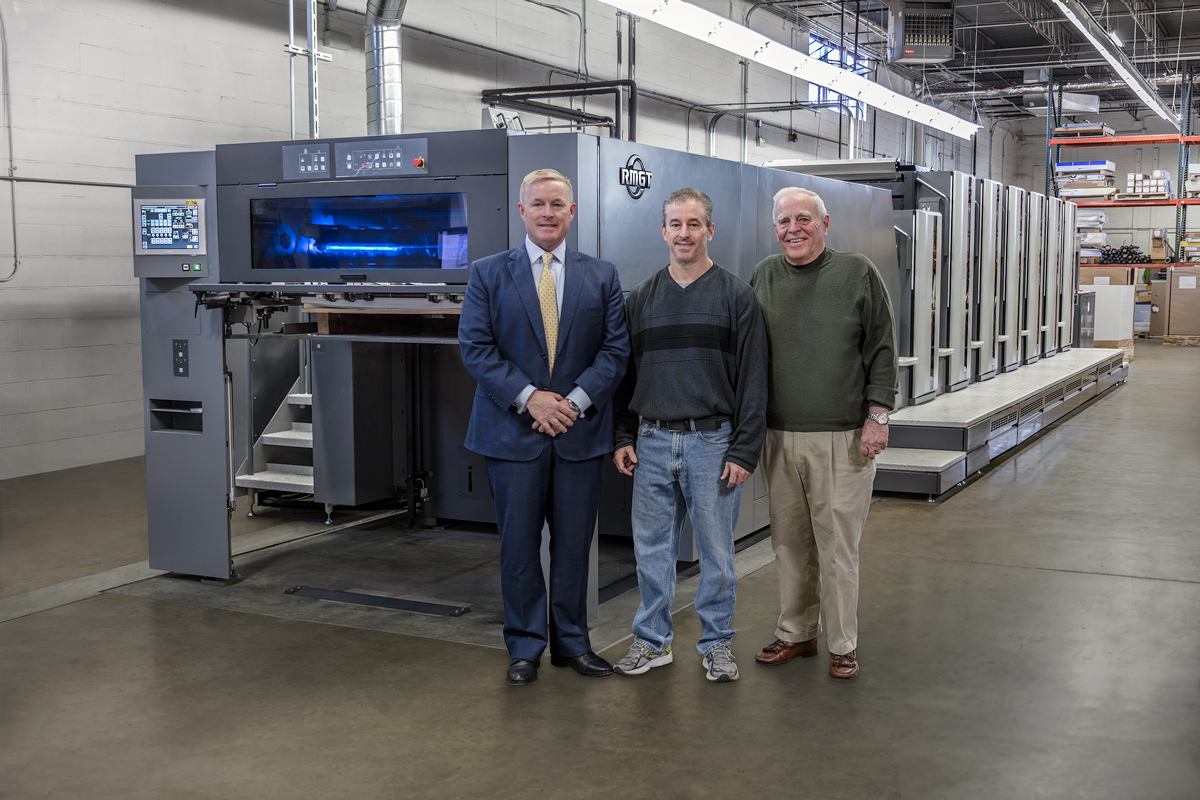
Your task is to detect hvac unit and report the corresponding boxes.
[888,0,956,64]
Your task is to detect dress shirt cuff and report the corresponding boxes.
[566,387,592,418]
[514,384,536,414]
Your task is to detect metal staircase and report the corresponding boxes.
[235,388,333,521]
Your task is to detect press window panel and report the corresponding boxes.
[249,193,468,271]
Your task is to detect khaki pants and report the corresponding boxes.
[762,428,875,656]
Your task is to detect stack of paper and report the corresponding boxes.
[1055,161,1116,198]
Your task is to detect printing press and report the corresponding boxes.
[132,130,900,582]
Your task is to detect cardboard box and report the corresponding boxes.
[1080,267,1133,285]
[1167,267,1200,335]
[1094,339,1136,362]
[1151,243,1174,261]
[1135,283,1152,302]
[1150,279,1171,336]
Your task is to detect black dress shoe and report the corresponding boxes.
[550,651,613,677]
[507,658,539,686]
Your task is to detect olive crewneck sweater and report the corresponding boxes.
[750,247,898,432]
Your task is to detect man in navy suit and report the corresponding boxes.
[459,168,630,686]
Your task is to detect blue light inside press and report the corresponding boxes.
[321,243,403,254]
[250,192,469,270]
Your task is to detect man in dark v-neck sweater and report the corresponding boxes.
[611,188,767,683]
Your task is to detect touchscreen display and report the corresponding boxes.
[250,193,468,271]
[140,203,202,251]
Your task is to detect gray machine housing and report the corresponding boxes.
[135,130,900,578]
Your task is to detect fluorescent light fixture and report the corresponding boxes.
[602,0,981,141]
[1051,0,1179,128]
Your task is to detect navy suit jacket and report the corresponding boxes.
[459,245,630,462]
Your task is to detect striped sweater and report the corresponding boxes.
[613,264,768,471]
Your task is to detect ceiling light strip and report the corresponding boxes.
[604,0,981,140]
[1050,0,1179,128]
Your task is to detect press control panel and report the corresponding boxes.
[282,143,330,180]
[335,137,428,178]
[172,339,189,377]
[131,189,210,278]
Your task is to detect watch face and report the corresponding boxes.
[874,412,889,425]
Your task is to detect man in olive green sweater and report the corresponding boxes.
[749,186,897,680]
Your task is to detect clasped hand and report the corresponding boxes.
[529,390,578,436]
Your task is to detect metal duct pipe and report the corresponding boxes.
[931,73,1199,102]
[366,0,407,136]
[1050,0,1179,127]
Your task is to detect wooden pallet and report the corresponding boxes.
[1164,334,1200,347]
[1053,124,1115,138]
[1115,192,1173,200]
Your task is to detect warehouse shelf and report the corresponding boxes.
[1049,78,1196,253]
[1082,262,1198,269]
[1072,198,1200,208]
[1049,134,1184,147]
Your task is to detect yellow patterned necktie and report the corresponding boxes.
[538,252,558,375]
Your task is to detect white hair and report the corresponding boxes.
[772,187,827,222]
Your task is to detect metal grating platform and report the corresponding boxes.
[259,427,314,448]
[875,348,1128,497]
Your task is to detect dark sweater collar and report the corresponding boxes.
[663,262,722,286]
[784,247,832,271]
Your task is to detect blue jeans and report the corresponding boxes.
[629,420,741,656]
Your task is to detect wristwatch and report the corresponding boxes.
[868,411,890,425]
[567,400,582,415]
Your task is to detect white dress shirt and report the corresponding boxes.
[514,236,593,415]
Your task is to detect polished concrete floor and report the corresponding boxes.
[1,342,1198,799]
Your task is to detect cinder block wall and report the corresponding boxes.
[0,0,999,480]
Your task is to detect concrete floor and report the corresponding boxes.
[1,341,1198,799]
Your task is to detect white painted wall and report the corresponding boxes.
[0,0,1001,480]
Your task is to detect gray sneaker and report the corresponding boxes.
[702,645,739,682]
[613,641,673,675]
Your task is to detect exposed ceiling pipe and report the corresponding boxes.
[366,0,407,135]
[930,72,1199,101]
[1050,0,1179,127]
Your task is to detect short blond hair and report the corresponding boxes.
[773,186,827,222]
[520,169,573,204]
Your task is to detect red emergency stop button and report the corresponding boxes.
[412,157,426,168]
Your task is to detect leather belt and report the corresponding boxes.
[653,416,730,432]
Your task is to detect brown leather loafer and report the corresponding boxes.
[829,650,859,680]
[754,638,818,665]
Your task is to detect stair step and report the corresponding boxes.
[292,421,313,432]
[260,428,313,448]
[287,393,312,406]
[236,469,315,493]
[267,462,313,476]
